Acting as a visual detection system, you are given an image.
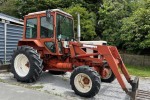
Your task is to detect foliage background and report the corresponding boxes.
[0,0,149,54]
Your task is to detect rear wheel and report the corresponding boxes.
[70,66,101,97]
[11,46,43,83]
[48,70,66,75]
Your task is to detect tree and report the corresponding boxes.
[71,0,103,38]
[1,0,149,54]
[64,5,96,40]
[16,0,102,39]
[98,0,129,46]
[0,0,18,17]
[16,1,97,40]
[16,0,63,18]
[120,0,150,54]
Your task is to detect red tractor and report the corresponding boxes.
[10,9,139,99]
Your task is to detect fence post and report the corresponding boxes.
[142,55,145,66]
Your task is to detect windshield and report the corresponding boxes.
[56,14,74,40]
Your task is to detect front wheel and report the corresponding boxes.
[70,66,101,97]
[101,67,115,83]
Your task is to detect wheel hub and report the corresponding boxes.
[83,77,90,84]
[102,68,112,79]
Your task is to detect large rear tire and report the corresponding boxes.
[10,46,43,83]
[70,66,101,97]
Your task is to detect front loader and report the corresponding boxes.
[10,9,139,99]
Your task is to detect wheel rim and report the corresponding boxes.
[102,68,112,79]
[74,73,92,93]
[14,54,30,77]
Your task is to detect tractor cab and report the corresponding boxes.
[22,9,74,55]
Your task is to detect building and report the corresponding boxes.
[0,13,23,64]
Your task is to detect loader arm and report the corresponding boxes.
[69,42,139,99]
[98,46,130,92]
[97,45,139,99]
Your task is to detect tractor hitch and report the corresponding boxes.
[128,76,139,100]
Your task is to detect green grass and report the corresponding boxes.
[126,65,150,77]
[30,85,44,89]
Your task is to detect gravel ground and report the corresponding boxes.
[0,72,150,100]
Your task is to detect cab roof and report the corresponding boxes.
[27,9,72,17]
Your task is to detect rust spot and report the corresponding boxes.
[25,62,30,68]
[83,77,90,85]
[102,68,109,78]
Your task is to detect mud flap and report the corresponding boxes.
[128,76,139,100]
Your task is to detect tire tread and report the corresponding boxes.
[70,66,101,97]
[11,46,43,83]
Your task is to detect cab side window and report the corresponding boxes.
[26,18,37,38]
[40,16,53,38]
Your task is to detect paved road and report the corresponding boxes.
[0,82,65,100]
[0,72,150,100]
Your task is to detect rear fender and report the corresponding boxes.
[18,40,52,56]
[18,40,44,48]
[18,40,46,56]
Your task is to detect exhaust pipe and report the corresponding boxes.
[77,13,81,41]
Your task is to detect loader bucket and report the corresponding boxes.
[128,76,139,100]
[130,77,150,100]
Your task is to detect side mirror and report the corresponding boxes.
[46,10,51,23]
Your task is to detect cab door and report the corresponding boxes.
[39,13,56,54]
